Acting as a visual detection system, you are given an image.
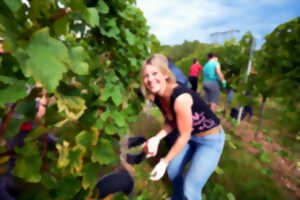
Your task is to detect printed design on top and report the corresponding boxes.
[192,112,215,131]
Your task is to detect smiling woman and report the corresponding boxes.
[141,54,176,98]
[139,53,226,200]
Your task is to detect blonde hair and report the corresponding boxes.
[140,54,176,98]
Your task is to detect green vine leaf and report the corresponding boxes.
[68,144,86,173]
[0,14,20,51]
[24,126,50,142]
[0,75,28,107]
[12,143,42,183]
[86,8,100,28]
[125,29,136,45]
[227,193,236,200]
[91,138,118,165]
[69,46,90,75]
[53,15,69,36]
[100,18,120,39]
[75,128,99,148]
[100,83,124,106]
[55,175,81,199]
[3,0,22,13]
[14,28,70,93]
[111,85,123,106]
[56,140,71,168]
[97,0,109,14]
[80,163,101,189]
[259,151,271,163]
[100,83,113,102]
[112,110,126,127]
[56,93,87,121]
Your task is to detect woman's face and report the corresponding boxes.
[142,64,167,95]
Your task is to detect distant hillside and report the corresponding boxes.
[160,40,214,63]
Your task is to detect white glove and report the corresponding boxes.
[150,159,168,181]
[145,136,161,158]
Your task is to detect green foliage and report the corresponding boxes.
[162,40,209,62]
[259,150,271,163]
[254,17,300,111]
[1,1,297,199]
[213,143,286,200]
[0,75,28,107]
[171,33,255,104]
[12,143,42,183]
[55,175,81,199]
[149,34,161,54]
[277,149,295,161]
[0,0,153,198]
[249,141,263,150]
[69,46,90,75]
[4,117,24,139]
[203,183,230,200]
[15,28,70,93]
[80,162,101,189]
[91,138,119,165]
[261,168,273,176]
[227,193,236,200]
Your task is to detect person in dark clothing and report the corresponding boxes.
[140,54,225,200]
[230,106,253,121]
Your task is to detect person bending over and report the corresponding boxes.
[141,54,225,200]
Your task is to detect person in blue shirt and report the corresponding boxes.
[167,58,190,89]
[202,53,226,112]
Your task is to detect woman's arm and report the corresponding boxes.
[146,122,173,158]
[155,123,173,140]
[35,88,48,121]
[216,64,225,83]
[163,93,193,164]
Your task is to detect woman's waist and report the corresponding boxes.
[203,78,219,82]
[192,124,223,138]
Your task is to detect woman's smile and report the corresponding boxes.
[143,64,167,95]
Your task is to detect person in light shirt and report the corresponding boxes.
[202,53,227,112]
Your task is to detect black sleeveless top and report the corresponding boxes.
[155,85,220,135]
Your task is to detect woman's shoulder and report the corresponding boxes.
[172,85,197,103]
[210,60,219,65]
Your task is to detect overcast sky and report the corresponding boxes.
[136,0,299,49]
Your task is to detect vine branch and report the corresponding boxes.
[51,8,72,23]
[0,102,19,139]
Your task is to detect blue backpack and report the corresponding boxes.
[168,59,190,88]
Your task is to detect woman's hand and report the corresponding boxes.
[150,159,168,181]
[145,123,173,158]
[222,80,227,89]
[216,64,226,84]
[145,135,161,158]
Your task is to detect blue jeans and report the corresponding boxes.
[167,129,225,200]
